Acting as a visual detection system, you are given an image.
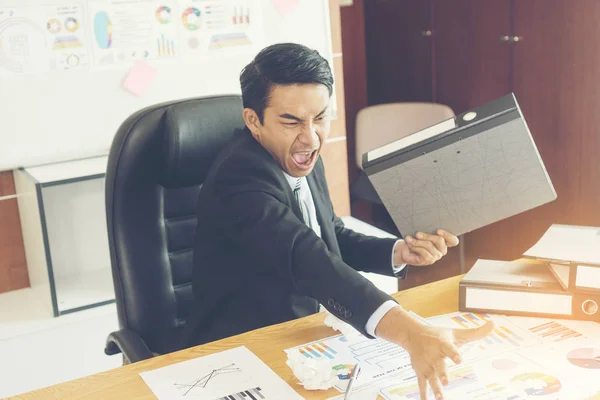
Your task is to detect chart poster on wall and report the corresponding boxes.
[0,4,90,76]
[87,0,180,68]
[177,0,263,60]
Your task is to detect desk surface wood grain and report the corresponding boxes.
[11,275,463,400]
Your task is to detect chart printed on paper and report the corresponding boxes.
[140,346,303,399]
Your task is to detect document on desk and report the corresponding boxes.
[140,346,303,399]
[285,332,414,392]
[327,347,593,400]
[322,312,600,400]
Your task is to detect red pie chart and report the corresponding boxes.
[567,348,600,369]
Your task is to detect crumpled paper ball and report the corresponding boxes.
[286,348,338,390]
[324,310,360,337]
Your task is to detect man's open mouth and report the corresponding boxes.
[292,150,317,168]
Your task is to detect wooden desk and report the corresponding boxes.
[12,275,463,400]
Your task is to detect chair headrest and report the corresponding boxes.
[161,95,245,187]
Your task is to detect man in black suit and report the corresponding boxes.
[189,43,493,400]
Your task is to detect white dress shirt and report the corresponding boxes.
[282,172,404,337]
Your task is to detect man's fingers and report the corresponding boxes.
[415,232,447,255]
[435,359,449,386]
[441,341,462,365]
[406,245,436,264]
[437,229,460,247]
[405,237,443,260]
[429,376,444,400]
[453,320,497,346]
[417,375,429,400]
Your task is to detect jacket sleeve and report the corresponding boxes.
[212,156,394,338]
[334,216,408,279]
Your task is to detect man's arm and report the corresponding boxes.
[213,157,394,338]
[333,216,407,278]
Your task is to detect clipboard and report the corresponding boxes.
[362,93,557,237]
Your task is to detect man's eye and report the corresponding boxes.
[283,122,298,126]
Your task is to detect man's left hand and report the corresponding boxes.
[394,229,459,266]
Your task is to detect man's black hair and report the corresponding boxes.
[240,43,334,123]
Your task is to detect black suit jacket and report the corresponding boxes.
[184,129,406,348]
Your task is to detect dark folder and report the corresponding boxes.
[362,94,556,237]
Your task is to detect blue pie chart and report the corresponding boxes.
[93,11,112,49]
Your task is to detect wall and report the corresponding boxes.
[320,0,351,217]
[0,0,351,294]
[0,172,29,292]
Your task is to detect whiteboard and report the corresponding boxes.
[0,0,333,171]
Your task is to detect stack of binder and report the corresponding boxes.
[459,224,600,321]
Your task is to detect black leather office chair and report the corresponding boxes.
[104,95,245,363]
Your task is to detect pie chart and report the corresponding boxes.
[567,348,600,369]
[93,11,112,49]
[511,372,561,396]
[181,7,201,30]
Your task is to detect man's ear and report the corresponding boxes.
[242,108,261,141]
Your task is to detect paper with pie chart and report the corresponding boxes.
[325,312,600,400]
[87,0,180,68]
[177,0,263,59]
[328,346,591,400]
[517,338,600,398]
[0,4,89,75]
[378,350,589,400]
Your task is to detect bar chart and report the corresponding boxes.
[427,312,540,361]
[529,321,583,342]
[213,386,265,400]
[296,341,338,360]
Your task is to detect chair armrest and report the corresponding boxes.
[105,329,154,363]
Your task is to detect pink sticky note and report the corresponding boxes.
[272,0,300,16]
[123,60,157,97]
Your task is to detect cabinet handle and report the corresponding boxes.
[511,36,523,43]
[500,35,510,42]
[421,30,432,37]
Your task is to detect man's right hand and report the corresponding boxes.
[375,306,495,400]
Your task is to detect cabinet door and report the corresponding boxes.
[513,1,600,230]
[465,0,600,265]
[433,0,511,113]
[364,0,433,104]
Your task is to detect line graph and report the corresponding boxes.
[173,363,241,396]
[140,346,304,399]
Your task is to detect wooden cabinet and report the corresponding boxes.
[361,0,600,284]
[433,0,512,114]
[364,0,433,105]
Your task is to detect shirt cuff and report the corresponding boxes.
[392,239,407,273]
[365,300,400,337]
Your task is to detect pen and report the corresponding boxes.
[344,363,361,399]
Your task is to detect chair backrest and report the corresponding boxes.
[105,95,245,354]
[355,103,455,169]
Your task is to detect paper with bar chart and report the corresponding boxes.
[320,311,600,399]
[423,312,541,362]
[177,0,263,59]
[285,333,414,392]
[328,346,588,400]
[140,346,303,399]
[88,0,180,68]
[507,315,600,343]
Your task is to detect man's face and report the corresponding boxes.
[244,83,331,177]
